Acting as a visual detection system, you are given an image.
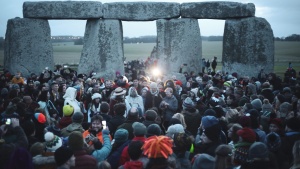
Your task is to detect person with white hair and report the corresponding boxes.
[125,87,145,117]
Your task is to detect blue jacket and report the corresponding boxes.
[92,130,112,162]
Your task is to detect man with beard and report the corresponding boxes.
[144,82,163,112]
[82,115,112,144]
[125,87,144,117]
[101,80,114,103]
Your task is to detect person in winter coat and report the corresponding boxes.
[83,115,112,145]
[125,87,144,117]
[68,131,98,169]
[160,87,178,130]
[87,93,102,123]
[61,112,85,137]
[63,87,81,113]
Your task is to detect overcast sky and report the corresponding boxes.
[0,0,299,38]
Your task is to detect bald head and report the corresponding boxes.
[128,107,139,120]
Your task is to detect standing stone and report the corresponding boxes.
[78,19,124,79]
[23,1,103,19]
[223,17,274,77]
[103,2,180,21]
[4,18,53,77]
[181,2,255,19]
[156,18,202,75]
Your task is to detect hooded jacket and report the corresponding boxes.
[61,123,85,137]
[63,87,81,113]
[125,87,145,115]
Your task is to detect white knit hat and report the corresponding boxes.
[91,93,102,100]
[44,132,63,152]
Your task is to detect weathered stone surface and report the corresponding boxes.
[78,19,124,79]
[4,18,53,77]
[162,72,187,85]
[156,18,202,75]
[222,17,274,77]
[181,1,255,19]
[23,1,103,19]
[103,2,180,21]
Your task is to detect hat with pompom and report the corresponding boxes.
[44,132,63,152]
[34,113,46,124]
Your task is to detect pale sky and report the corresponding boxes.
[0,0,299,38]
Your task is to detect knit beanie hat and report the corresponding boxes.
[262,99,273,113]
[1,88,8,95]
[132,122,147,136]
[175,80,182,87]
[237,127,256,143]
[12,84,20,90]
[63,105,74,117]
[72,112,84,123]
[68,131,84,151]
[279,102,292,113]
[166,124,184,137]
[192,153,215,169]
[248,142,269,160]
[204,109,216,117]
[238,116,252,128]
[251,99,262,111]
[264,132,281,152]
[269,118,283,129]
[173,132,192,151]
[91,93,102,100]
[204,124,221,142]
[54,146,74,166]
[182,97,195,109]
[146,124,162,137]
[114,128,128,144]
[149,82,157,88]
[145,110,157,121]
[223,81,232,87]
[44,132,63,152]
[201,116,219,129]
[238,97,249,107]
[142,136,173,159]
[34,113,46,124]
[286,117,300,131]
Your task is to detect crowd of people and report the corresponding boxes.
[0,61,300,169]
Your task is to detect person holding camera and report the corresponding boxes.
[83,115,111,145]
[0,118,28,168]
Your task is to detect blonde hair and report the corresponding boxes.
[172,113,187,129]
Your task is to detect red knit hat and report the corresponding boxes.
[237,127,256,143]
[34,113,46,124]
[175,80,182,87]
[270,118,283,128]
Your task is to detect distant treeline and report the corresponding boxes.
[0,34,299,49]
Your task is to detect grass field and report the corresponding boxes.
[0,41,299,78]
